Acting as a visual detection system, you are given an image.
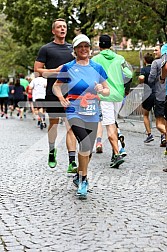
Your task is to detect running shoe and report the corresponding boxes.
[119,147,127,157]
[144,134,154,143]
[73,175,91,193]
[40,122,45,130]
[43,122,47,128]
[164,150,167,155]
[76,180,88,198]
[110,157,114,167]
[160,134,166,147]
[37,120,41,127]
[67,161,77,173]
[96,143,103,153]
[110,151,115,166]
[48,148,57,168]
[118,133,125,148]
[110,154,124,168]
[73,174,79,187]
[1,113,4,117]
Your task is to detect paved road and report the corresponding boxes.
[0,114,167,252]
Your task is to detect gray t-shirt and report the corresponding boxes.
[148,58,166,101]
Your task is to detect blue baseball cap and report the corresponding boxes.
[161,44,167,55]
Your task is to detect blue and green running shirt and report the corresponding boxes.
[57,59,108,122]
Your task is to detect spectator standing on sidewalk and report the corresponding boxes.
[148,44,166,147]
[138,53,155,143]
[53,34,110,197]
[34,18,77,170]
[92,35,132,167]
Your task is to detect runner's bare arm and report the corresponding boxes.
[34,61,63,78]
[94,81,110,96]
[52,80,70,107]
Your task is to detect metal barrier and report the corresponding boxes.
[118,86,155,129]
[119,86,155,125]
[119,86,144,121]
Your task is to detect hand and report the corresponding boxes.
[59,96,70,107]
[138,75,145,84]
[94,81,103,93]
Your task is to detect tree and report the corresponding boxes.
[73,0,167,46]
[0,0,59,46]
[0,14,28,77]
[1,0,167,46]
[0,0,166,77]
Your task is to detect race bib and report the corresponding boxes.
[78,99,98,115]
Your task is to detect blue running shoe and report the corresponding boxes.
[119,147,127,157]
[76,180,88,198]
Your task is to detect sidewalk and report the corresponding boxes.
[0,113,167,251]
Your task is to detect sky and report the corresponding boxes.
[51,0,58,7]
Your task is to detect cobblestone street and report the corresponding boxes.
[0,114,167,252]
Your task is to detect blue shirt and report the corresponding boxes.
[57,59,108,122]
[0,83,9,98]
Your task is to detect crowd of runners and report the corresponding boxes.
[1,17,167,199]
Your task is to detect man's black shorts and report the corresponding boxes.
[34,99,45,109]
[142,93,155,111]
[45,95,66,118]
[154,99,165,118]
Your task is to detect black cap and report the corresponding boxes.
[99,35,111,48]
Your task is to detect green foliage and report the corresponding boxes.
[2,0,58,46]
[117,49,154,87]
[0,0,166,77]
[0,14,27,77]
